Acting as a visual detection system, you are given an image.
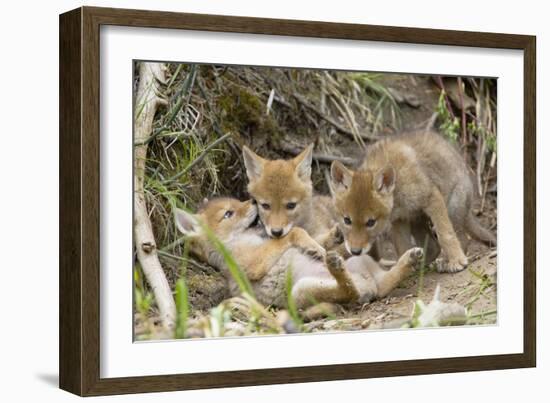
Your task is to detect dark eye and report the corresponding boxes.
[366,218,376,228]
[260,203,271,210]
[286,202,297,210]
[223,210,234,219]
[344,216,352,225]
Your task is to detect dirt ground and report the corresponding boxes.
[304,242,497,332]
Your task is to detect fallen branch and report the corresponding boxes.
[277,142,355,165]
[311,153,354,165]
[134,62,176,329]
[291,93,379,142]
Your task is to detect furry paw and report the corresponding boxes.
[437,258,467,273]
[304,244,327,261]
[322,226,344,249]
[325,251,345,275]
[402,247,424,270]
[332,226,344,245]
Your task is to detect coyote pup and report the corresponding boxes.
[330,130,495,273]
[242,145,340,249]
[174,197,423,308]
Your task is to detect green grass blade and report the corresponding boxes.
[201,224,255,298]
[285,268,303,329]
[174,278,189,339]
[174,241,191,339]
[164,64,198,128]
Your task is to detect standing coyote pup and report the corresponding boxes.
[242,144,340,249]
[330,130,495,273]
[174,198,423,308]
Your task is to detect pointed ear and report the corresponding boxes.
[330,161,352,191]
[373,166,395,194]
[242,146,265,182]
[293,143,313,181]
[174,208,202,237]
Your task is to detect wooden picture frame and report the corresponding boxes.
[59,6,536,396]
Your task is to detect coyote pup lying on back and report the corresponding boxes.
[330,130,495,273]
[174,198,423,308]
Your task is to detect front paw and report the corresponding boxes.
[436,256,468,273]
[289,227,327,261]
[331,225,344,245]
[304,243,327,261]
[320,226,344,250]
[402,247,424,270]
[325,251,345,275]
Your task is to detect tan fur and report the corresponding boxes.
[331,130,495,273]
[175,198,423,308]
[242,145,340,249]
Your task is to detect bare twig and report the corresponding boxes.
[480,151,496,213]
[424,112,439,131]
[272,94,293,109]
[457,77,468,149]
[292,93,379,142]
[434,76,455,119]
[266,88,275,115]
[323,168,335,197]
[161,236,186,252]
[134,62,176,329]
[311,153,355,165]
[475,78,487,197]
[277,142,355,165]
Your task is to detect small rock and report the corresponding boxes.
[276,310,300,334]
[404,94,421,108]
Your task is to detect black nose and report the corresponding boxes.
[350,248,362,256]
[271,228,283,237]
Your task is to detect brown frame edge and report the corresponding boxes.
[59,6,536,396]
